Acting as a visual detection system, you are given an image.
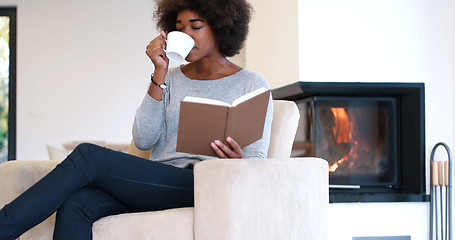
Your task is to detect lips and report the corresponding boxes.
[188,47,197,55]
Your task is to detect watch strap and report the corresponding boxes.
[150,73,167,89]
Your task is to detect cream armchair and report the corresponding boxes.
[0,100,329,240]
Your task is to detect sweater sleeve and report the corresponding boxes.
[132,92,167,150]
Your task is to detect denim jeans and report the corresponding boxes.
[0,143,194,240]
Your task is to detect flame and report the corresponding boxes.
[330,108,350,143]
[328,155,348,172]
[328,108,359,172]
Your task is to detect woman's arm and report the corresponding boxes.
[133,32,171,150]
[132,94,167,150]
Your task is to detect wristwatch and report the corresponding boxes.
[150,73,167,89]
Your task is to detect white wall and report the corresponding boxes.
[245,0,299,87]
[245,1,454,237]
[0,0,159,159]
[295,0,454,239]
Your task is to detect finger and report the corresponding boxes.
[160,31,167,40]
[146,41,153,51]
[226,136,243,157]
[147,34,166,49]
[211,142,228,158]
[214,140,234,154]
[213,140,242,159]
[146,40,167,59]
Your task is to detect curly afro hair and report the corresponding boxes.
[154,0,253,57]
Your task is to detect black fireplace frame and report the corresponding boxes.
[272,82,429,203]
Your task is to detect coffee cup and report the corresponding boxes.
[165,31,195,62]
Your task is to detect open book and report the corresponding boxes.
[176,87,271,156]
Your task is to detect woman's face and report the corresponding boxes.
[175,9,219,62]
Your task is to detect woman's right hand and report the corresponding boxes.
[146,31,169,73]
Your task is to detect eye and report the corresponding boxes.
[192,27,202,30]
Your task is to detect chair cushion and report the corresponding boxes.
[93,207,194,240]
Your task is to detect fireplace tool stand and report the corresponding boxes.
[430,142,453,240]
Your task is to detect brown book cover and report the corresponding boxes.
[176,88,271,156]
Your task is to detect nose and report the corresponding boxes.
[180,27,194,39]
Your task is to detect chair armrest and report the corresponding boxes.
[0,160,60,207]
[193,157,329,240]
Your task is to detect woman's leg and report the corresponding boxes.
[53,187,130,240]
[0,143,194,240]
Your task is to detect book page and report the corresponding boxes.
[232,87,268,106]
[182,96,230,107]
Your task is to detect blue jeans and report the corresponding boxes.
[0,143,194,240]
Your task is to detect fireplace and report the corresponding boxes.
[300,96,398,187]
[272,82,428,203]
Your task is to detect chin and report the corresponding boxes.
[185,50,200,62]
[184,57,194,62]
[185,56,197,63]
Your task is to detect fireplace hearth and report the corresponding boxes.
[272,82,428,203]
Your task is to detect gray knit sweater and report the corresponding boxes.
[132,67,273,168]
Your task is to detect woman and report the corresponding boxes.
[0,0,272,239]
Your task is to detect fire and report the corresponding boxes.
[330,108,350,143]
[328,156,348,172]
[328,107,358,172]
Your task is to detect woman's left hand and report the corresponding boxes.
[211,136,244,158]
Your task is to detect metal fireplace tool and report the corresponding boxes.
[430,142,453,240]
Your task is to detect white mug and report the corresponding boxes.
[165,31,195,62]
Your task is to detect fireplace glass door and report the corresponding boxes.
[293,96,398,187]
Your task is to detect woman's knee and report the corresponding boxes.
[73,143,104,158]
[64,143,107,173]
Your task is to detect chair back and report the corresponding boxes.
[128,100,300,159]
[128,140,152,159]
[267,100,300,158]
[47,145,71,160]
